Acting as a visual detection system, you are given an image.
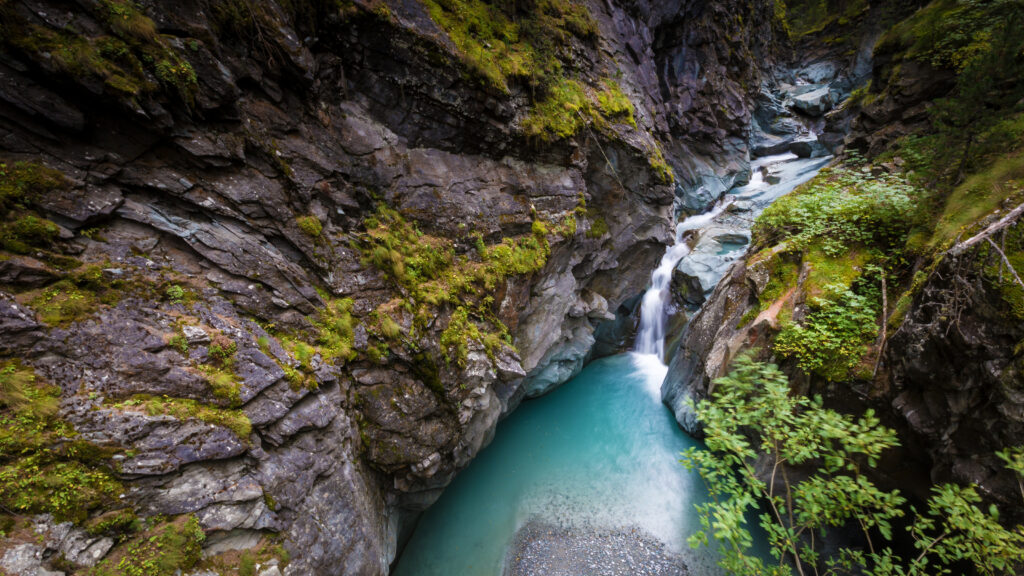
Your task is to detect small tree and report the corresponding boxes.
[682,354,1024,576]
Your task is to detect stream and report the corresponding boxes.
[391,153,831,576]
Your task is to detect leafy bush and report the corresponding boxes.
[754,164,921,256]
[683,355,1024,576]
[774,286,880,381]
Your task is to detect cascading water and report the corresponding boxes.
[633,200,729,361]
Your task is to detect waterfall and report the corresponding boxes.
[633,200,729,361]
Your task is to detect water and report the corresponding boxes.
[634,201,729,360]
[391,354,713,576]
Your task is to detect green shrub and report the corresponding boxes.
[684,354,1024,576]
[165,284,186,303]
[754,164,921,255]
[774,286,879,381]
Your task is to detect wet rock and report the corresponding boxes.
[790,85,836,116]
[887,249,1024,508]
[0,257,59,288]
[0,543,63,576]
[36,517,113,568]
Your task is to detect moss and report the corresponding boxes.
[256,335,272,355]
[30,280,99,326]
[586,214,608,239]
[311,297,357,362]
[375,310,403,341]
[0,212,59,254]
[0,362,123,524]
[595,79,636,128]
[0,161,66,213]
[355,204,544,366]
[0,161,69,256]
[90,515,205,576]
[780,0,867,38]
[803,244,870,300]
[929,152,1024,250]
[757,253,800,310]
[737,307,759,329]
[521,76,591,140]
[297,215,323,238]
[168,333,189,355]
[647,145,675,184]
[200,366,242,407]
[0,3,200,106]
[422,0,595,93]
[85,508,139,538]
[114,394,252,440]
[99,0,157,42]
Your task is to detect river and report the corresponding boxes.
[391,153,831,576]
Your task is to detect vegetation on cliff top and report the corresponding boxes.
[422,0,641,143]
[685,355,1024,576]
[750,159,922,381]
[747,0,1024,383]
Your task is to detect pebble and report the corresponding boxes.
[504,520,688,576]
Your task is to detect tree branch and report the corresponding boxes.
[985,237,1024,291]
[948,202,1024,256]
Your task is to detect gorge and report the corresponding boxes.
[0,0,1022,575]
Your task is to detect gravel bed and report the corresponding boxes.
[504,521,688,576]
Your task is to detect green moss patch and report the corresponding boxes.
[90,515,205,576]
[113,395,252,440]
[0,362,123,524]
[422,0,595,92]
[930,152,1024,250]
[1,3,198,105]
[355,203,549,366]
[297,215,323,237]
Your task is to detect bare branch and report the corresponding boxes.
[986,237,1024,291]
[949,202,1024,256]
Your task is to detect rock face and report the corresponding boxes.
[887,248,1024,509]
[0,0,783,574]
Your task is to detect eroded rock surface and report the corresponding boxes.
[0,0,785,573]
